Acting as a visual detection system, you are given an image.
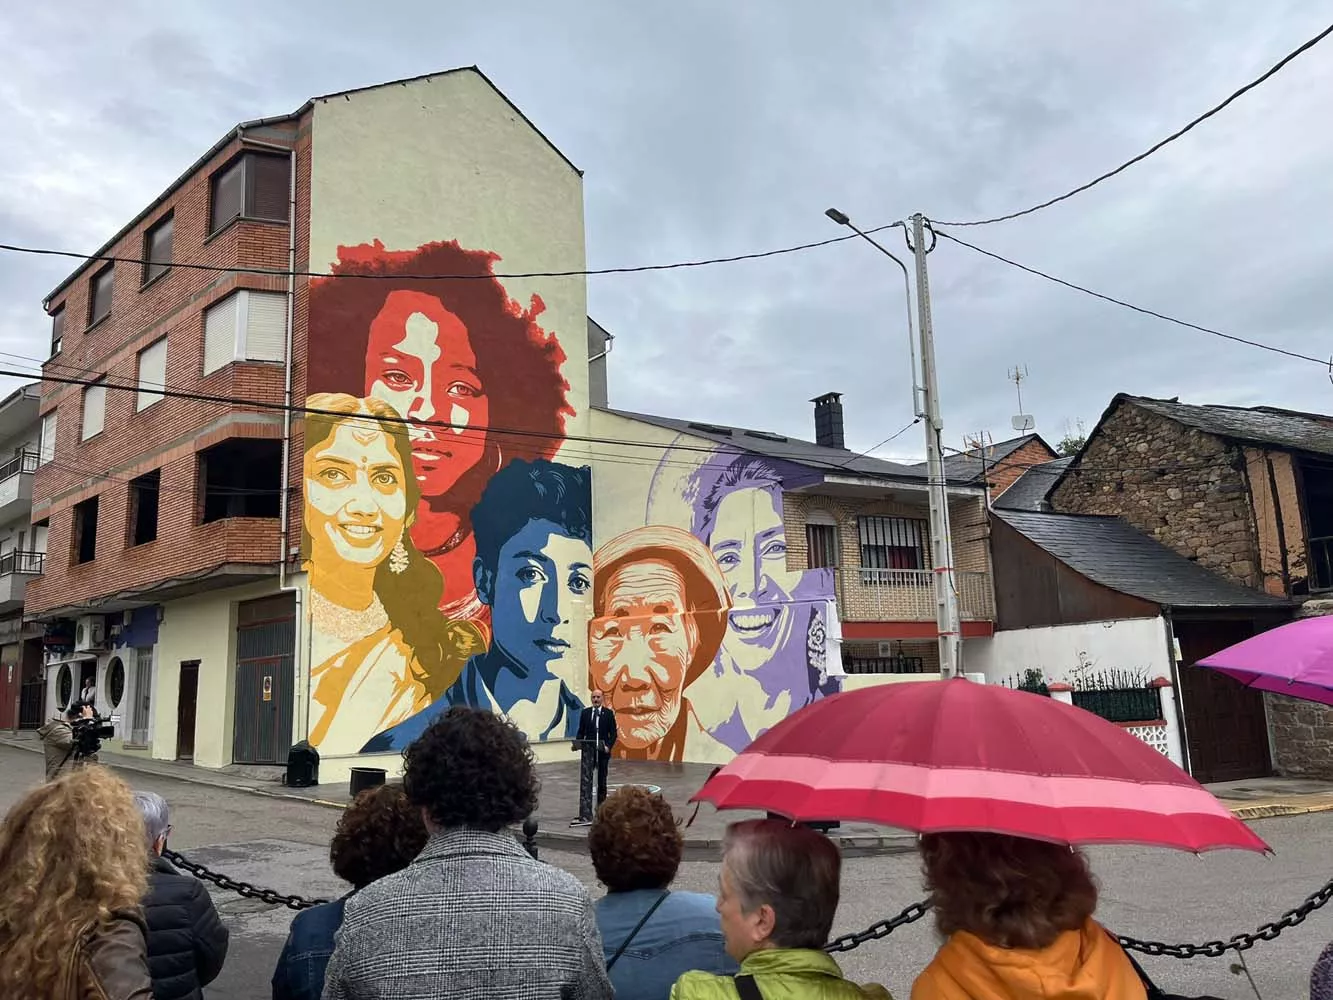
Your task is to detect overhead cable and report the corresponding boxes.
[931,21,1333,227]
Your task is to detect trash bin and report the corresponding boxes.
[286,741,319,788]
[349,766,386,797]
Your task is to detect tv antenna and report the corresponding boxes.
[1008,364,1035,433]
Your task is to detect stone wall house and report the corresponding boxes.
[1049,394,1333,779]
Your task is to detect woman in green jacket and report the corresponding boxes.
[671,819,892,1000]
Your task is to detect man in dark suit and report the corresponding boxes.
[572,689,617,824]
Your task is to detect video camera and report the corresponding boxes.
[70,713,115,760]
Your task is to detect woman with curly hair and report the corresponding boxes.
[0,766,153,999]
[912,833,1144,999]
[323,707,612,1000]
[270,783,427,1000]
[302,393,486,755]
[590,786,735,1000]
[308,240,573,628]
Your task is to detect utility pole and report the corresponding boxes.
[910,213,962,679]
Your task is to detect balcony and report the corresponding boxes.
[0,450,36,522]
[0,550,44,612]
[836,566,995,623]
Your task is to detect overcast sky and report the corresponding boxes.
[2,2,1331,461]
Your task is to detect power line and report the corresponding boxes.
[933,228,1329,367]
[931,21,1333,227]
[0,221,906,283]
[834,418,922,469]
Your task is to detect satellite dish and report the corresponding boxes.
[1011,414,1036,433]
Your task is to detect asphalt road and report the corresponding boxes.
[2,744,1330,998]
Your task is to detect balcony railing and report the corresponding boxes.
[0,550,44,576]
[0,450,38,482]
[837,566,995,621]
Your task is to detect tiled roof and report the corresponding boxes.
[911,434,1054,485]
[1123,396,1333,457]
[993,510,1291,610]
[600,407,935,483]
[993,457,1073,512]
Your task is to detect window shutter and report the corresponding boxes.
[242,291,288,362]
[203,294,241,375]
[136,338,167,411]
[246,154,290,222]
[210,160,244,232]
[39,411,56,465]
[81,384,106,440]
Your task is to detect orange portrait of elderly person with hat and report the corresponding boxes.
[589,526,732,763]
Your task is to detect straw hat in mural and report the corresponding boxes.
[591,525,732,689]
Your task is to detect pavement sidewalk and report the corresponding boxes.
[5,730,1332,853]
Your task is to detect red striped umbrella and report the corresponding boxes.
[692,679,1267,853]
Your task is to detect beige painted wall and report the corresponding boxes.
[308,70,589,429]
[151,580,285,769]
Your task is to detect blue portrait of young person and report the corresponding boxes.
[361,458,593,752]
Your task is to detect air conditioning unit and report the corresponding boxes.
[73,615,106,652]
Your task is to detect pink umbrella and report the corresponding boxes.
[1199,615,1333,706]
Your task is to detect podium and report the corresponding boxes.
[571,737,600,824]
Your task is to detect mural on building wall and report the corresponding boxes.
[308,240,573,631]
[305,241,586,755]
[590,440,843,764]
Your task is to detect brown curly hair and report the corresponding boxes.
[0,767,148,996]
[920,832,1099,950]
[589,786,683,892]
[402,706,538,832]
[330,783,429,889]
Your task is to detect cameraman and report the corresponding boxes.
[38,700,100,780]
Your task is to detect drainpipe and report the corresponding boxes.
[1161,609,1193,776]
[245,131,306,745]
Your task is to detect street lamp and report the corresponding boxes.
[826,208,961,678]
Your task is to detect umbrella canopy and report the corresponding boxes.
[1199,615,1333,706]
[693,679,1267,853]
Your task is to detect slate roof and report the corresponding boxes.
[993,509,1291,610]
[910,434,1054,485]
[993,457,1073,512]
[1121,395,1333,458]
[600,407,940,483]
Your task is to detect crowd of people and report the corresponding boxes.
[3,703,1330,999]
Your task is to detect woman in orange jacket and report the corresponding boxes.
[911,833,1146,1000]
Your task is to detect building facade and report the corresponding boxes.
[0,385,45,729]
[1049,394,1333,779]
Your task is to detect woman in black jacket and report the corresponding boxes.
[133,792,230,1000]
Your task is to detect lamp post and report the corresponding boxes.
[826,209,961,678]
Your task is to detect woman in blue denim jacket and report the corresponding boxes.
[271,783,428,1000]
[591,786,738,1000]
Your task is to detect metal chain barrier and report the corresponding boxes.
[162,843,1333,957]
[163,849,330,911]
[825,900,931,953]
[1116,874,1333,958]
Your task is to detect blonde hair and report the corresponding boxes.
[0,766,149,995]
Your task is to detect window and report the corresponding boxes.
[89,265,114,325]
[107,657,126,710]
[81,382,106,440]
[50,306,64,355]
[198,439,281,523]
[806,523,839,569]
[858,516,927,581]
[136,338,167,411]
[128,470,160,545]
[72,495,99,564]
[142,214,174,284]
[202,290,287,375]
[209,153,290,233]
[39,411,56,465]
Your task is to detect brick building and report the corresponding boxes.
[1049,394,1333,779]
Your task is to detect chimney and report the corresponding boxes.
[811,392,845,450]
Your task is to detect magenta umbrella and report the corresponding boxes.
[1199,615,1333,706]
